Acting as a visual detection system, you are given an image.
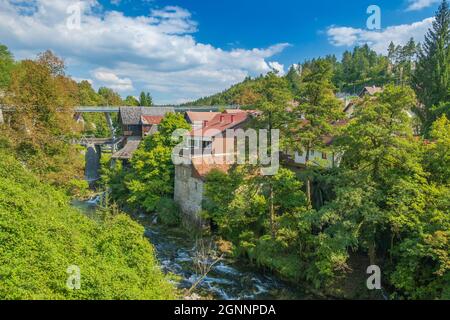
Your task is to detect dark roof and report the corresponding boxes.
[120,107,175,125]
[360,86,383,97]
[111,137,142,160]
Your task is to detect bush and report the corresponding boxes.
[0,153,177,300]
[156,198,181,226]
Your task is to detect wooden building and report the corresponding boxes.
[119,107,175,137]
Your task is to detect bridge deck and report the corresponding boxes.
[74,105,240,113]
[112,137,142,160]
[74,137,124,146]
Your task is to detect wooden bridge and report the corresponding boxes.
[72,136,124,147]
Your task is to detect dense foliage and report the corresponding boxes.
[139,91,153,107]
[1,0,449,301]
[0,153,176,300]
[203,82,449,299]
[0,51,85,190]
[0,48,176,300]
[414,0,450,132]
[104,113,190,216]
[196,3,450,298]
[108,2,449,300]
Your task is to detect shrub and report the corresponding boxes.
[156,198,181,226]
[0,153,177,300]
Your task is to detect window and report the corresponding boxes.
[322,152,328,160]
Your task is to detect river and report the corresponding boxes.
[72,199,309,300]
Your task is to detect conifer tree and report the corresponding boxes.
[414,0,450,130]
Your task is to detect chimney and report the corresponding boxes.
[220,115,225,122]
[230,115,235,122]
[203,120,208,127]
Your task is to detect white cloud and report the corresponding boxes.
[406,0,440,11]
[327,17,433,54]
[0,0,288,103]
[268,61,285,75]
[93,70,134,92]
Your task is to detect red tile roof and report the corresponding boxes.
[186,112,221,124]
[141,115,164,125]
[191,112,248,137]
[191,156,230,180]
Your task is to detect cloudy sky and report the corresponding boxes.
[0,0,443,104]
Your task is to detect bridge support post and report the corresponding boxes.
[104,112,115,138]
[85,144,102,188]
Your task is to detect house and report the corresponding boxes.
[141,115,164,137]
[188,111,250,157]
[174,110,252,222]
[174,155,230,225]
[359,86,383,97]
[185,111,221,130]
[283,138,342,169]
[113,107,174,161]
[119,106,175,137]
[344,86,383,117]
[282,120,348,169]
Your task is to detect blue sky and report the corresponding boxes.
[0,0,443,103]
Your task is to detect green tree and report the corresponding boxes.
[334,45,390,93]
[285,64,302,96]
[78,80,102,106]
[425,115,450,184]
[203,166,309,280]
[125,95,140,106]
[77,81,112,137]
[36,50,66,77]
[113,113,190,212]
[0,44,14,89]
[98,87,123,106]
[413,0,450,131]
[139,91,153,106]
[2,53,83,188]
[317,85,450,298]
[290,59,345,204]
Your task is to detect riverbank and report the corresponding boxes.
[73,199,311,300]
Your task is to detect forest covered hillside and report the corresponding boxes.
[186,41,422,107]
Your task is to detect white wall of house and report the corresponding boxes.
[292,149,340,168]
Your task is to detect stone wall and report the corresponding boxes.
[174,164,204,226]
[85,144,102,187]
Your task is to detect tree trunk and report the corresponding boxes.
[368,242,376,266]
[305,147,312,206]
[306,179,312,207]
[270,184,275,239]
